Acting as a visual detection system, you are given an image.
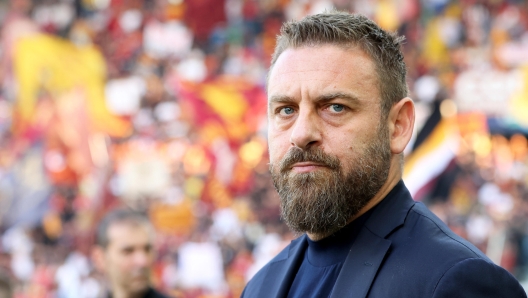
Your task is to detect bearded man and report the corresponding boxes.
[242,11,526,298]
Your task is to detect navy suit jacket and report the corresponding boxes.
[242,181,527,298]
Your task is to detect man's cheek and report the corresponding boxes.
[267,146,279,164]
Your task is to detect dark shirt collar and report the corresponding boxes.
[107,287,168,298]
[306,206,375,267]
[364,179,415,238]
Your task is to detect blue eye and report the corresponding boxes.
[330,104,344,112]
[280,107,295,115]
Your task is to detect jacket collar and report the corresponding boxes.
[330,180,415,298]
[364,180,416,238]
[263,235,307,298]
[266,180,416,298]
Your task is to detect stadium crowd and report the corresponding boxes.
[0,0,527,297]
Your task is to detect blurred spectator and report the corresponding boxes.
[92,209,169,298]
[0,270,12,298]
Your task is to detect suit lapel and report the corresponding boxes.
[330,181,415,298]
[330,228,391,298]
[261,236,307,298]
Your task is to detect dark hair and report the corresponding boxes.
[96,209,151,248]
[271,10,408,118]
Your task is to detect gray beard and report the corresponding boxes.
[270,125,391,237]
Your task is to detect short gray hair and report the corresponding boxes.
[271,11,408,118]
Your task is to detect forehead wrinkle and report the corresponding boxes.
[338,69,376,84]
[268,94,296,109]
[272,68,340,81]
[268,69,341,91]
[269,69,342,100]
[315,92,362,105]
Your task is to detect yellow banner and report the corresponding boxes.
[12,34,131,137]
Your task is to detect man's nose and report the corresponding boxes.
[290,110,321,150]
[133,251,151,268]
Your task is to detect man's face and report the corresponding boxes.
[102,222,154,296]
[267,45,391,237]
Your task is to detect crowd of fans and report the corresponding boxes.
[0,0,527,297]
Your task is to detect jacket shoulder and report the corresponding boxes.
[432,257,527,298]
[368,201,526,297]
[407,202,487,258]
[405,207,526,297]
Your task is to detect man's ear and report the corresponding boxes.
[388,97,415,154]
[92,246,107,272]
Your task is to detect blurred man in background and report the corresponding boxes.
[92,209,168,298]
[0,271,12,298]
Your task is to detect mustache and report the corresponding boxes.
[130,269,150,278]
[278,147,340,173]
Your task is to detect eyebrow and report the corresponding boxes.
[315,92,361,104]
[269,95,295,104]
[268,92,361,107]
[119,243,152,251]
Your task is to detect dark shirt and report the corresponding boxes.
[287,209,374,298]
[108,287,170,298]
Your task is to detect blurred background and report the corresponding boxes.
[0,0,527,297]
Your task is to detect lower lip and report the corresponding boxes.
[291,165,324,173]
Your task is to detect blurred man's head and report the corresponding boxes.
[93,209,155,298]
